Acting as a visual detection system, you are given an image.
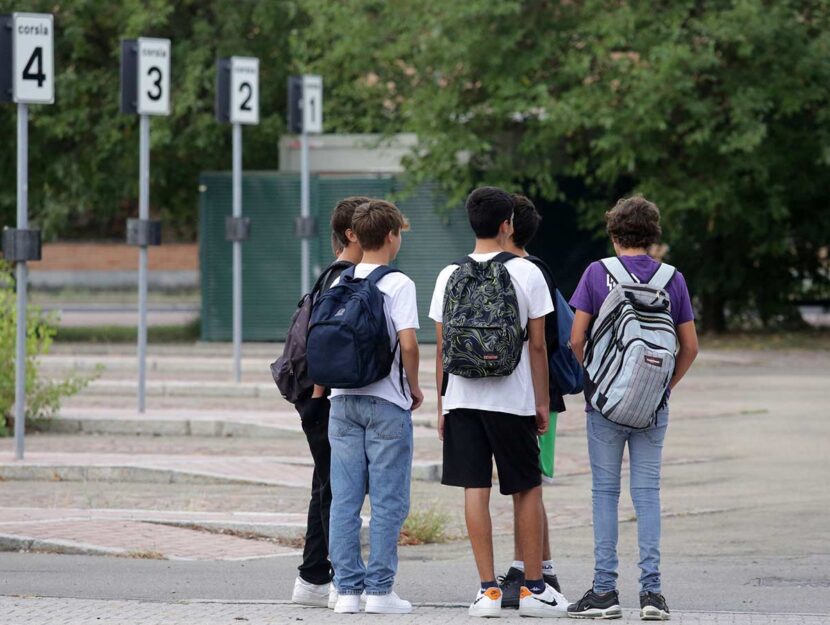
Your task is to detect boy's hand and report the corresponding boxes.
[437,411,445,441]
[535,406,549,435]
[410,385,424,411]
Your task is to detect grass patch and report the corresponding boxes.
[699,329,830,351]
[55,318,201,344]
[399,507,450,545]
[122,550,166,560]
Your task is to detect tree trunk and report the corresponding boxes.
[701,292,726,334]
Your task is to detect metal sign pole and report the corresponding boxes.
[137,114,149,413]
[232,122,242,383]
[300,131,310,295]
[14,103,28,460]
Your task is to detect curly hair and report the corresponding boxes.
[605,196,662,250]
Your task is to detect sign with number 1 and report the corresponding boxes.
[137,38,170,116]
[12,13,54,104]
[302,75,322,134]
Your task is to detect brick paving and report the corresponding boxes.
[1,597,827,625]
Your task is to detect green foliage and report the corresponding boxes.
[399,505,450,545]
[0,0,303,240]
[298,0,830,331]
[0,262,97,436]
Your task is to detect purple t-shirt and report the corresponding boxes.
[569,255,694,325]
[570,255,694,412]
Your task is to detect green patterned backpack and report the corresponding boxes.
[442,252,524,378]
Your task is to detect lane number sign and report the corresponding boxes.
[137,38,170,116]
[302,74,322,134]
[230,57,258,125]
[12,13,54,104]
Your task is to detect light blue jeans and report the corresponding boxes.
[328,395,413,596]
[587,408,668,594]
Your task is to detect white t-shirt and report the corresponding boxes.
[429,252,554,416]
[330,264,420,411]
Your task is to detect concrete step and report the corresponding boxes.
[0,452,442,486]
[41,407,438,437]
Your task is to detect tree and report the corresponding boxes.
[299,0,830,331]
[0,0,302,240]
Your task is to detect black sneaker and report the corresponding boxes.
[566,588,622,619]
[640,592,670,621]
[497,567,525,609]
[544,572,562,593]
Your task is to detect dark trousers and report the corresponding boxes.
[296,396,333,585]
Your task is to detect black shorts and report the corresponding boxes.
[441,408,541,495]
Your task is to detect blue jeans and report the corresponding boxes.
[587,409,668,594]
[328,395,413,595]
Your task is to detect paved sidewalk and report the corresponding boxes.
[2,597,827,625]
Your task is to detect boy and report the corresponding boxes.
[291,196,367,608]
[328,200,423,614]
[567,196,698,620]
[430,186,569,618]
[497,194,566,608]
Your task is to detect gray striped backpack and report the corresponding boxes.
[583,257,678,428]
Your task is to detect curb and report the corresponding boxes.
[0,533,128,558]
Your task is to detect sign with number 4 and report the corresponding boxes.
[12,13,54,104]
[137,38,170,116]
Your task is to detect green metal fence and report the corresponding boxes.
[199,172,472,342]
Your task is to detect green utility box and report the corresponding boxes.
[199,172,471,342]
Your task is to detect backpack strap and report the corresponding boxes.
[600,257,639,286]
[647,263,676,290]
[492,251,518,264]
[362,265,407,396]
[315,260,354,292]
[364,265,402,284]
[524,254,559,291]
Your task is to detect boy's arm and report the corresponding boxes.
[527,316,550,435]
[398,328,423,410]
[569,310,593,365]
[435,322,444,440]
[670,320,698,389]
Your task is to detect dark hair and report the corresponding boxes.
[465,186,514,239]
[605,196,662,249]
[511,194,542,249]
[351,199,409,251]
[330,196,370,250]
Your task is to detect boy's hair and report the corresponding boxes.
[465,186,514,239]
[351,199,409,251]
[511,194,542,249]
[331,196,371,251]
[605,196,662,249]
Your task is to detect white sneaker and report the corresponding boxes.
[328,585,337,610]
[334,593,362,614]
[365,591,413,614]
[291,577,329,608]
[518,583,569,618]
[468,587,502,618]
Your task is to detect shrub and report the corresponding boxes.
[399,506,450,545]
[0,261,96,436]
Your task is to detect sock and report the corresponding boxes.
[525,578,546,594]
[481,580,499,591]
[542,560,556,574]
[511,560,525,571]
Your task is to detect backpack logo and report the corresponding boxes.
[335,307,345,317]
[644,355,663,367]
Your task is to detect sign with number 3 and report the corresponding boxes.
[137,38,170,116]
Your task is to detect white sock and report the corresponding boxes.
[542,560,556,574]
[511,560,525,571]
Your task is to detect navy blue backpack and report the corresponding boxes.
[525,256,584,395]
[306,265,401,389]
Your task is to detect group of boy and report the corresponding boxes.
[289,186,574,618]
